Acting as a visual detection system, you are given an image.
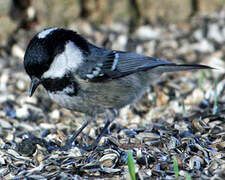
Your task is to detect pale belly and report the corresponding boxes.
[47,72,160,115]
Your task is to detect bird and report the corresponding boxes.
[24,27,211,151]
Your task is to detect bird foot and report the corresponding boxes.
[80,119,111,151]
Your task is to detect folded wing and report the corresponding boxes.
[78,50,211,81]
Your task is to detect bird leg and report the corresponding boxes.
[80,119,111,151]
[60,109,117,151]
[81,109,118,151]
[60,120,89,151]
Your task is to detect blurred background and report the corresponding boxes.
[0,1,225,179]
[0,0,225,59]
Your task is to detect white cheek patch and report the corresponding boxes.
[38,27,58,39]
[42,41,83,78]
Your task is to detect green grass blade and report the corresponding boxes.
[127,150,136,180]
[198,71,205,90]
[182,99,188,118]
[186,173,192,180]
[173,156,179,179]
[213,79,218,115]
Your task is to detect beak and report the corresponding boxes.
[29,77,41,97]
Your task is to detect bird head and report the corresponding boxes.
[24,27,89,96]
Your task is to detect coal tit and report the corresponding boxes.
[24,27,211,150]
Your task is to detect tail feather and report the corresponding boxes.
[153,63,213,73]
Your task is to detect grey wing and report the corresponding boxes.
[101,51,176,78]
[77,50,211,81]
[78,50,173,81]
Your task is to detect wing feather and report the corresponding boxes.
[78,50,211,81]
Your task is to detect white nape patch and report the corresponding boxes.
[38,27,58,39]
[43,41,83,78]
[111,52,119,70]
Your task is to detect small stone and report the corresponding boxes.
[159,39,178,49]
[18,95,38,105]
[156,91,169,106]
[16,105,29,120]
[192,40,214,53]
[193,29,203,41]
[107,23,128,34]
[16,104,44,120]
[40,123,56,129]
[5,133,14,142]
[112,34,127,51]
[11,44,25,60]
[49,109,60,120]
[185,89,204,104]
[207,23,224,43]
[135,26,161,40]
[17,138,36,156]
[0,118,12,128]
[0,73,9,91]
[16,80,26,91]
